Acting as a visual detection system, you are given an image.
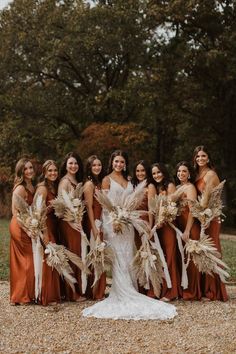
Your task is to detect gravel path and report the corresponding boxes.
[0,282,236,354]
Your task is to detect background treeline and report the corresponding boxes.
[0,0,235,226]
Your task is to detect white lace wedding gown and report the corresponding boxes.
[82,178,177,320]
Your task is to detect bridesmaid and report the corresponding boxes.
[131,160,151,250]
[35,160,61,305]
[175,161,201,301]
[58,152,86,302]
[193,145,228,301]
[149,163,182,301]
[83,155,106,300]
[9,158,35,305]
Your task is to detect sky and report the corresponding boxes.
[0,0,12,10]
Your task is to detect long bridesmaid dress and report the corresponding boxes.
[84,186,106,300]
[10,188,35,304]
[177,205,202,300]
[41,189,61,305]
[59,180,84,301]
[195,177,228,301]
[158,223,182,300]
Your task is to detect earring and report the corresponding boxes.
[188,175,191,180]
[207,160,209,163]
[123,166,126,172]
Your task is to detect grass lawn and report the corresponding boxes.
[0,218,236,282]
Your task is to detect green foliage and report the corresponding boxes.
[0,0,235,224]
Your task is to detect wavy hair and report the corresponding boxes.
[107,150,129,179]
[60,152,83,182]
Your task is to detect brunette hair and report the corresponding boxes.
[13,158,34,190]
[131,160,151,187]
[193,145,214,171]
[60,152,83,182]
[85,155,104,186]
[107,150,129,179]
[150,162,174,193]
[38,160,59,191]
[175,160,194,184]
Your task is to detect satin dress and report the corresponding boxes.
[10,188,35,304]
[59,180,84,301]
[83,178,177,320]
[41,189,61,305]
[84,185,106,300]
[177,204,202,300]
[195,177,228,301]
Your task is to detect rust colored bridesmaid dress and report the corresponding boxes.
[195,178,228,301]
[59,181,84,301]
[9,189,35,304]
[41,189,61,305]
[158,223,182,300]
[84,187,106,300]
[177,206,202,300]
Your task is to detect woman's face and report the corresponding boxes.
[23,161,34,181]
[177,165,190,184]
[91,159,102,176]
[45,164,58,182]
[195,150,209,168]
[66,157,79,175]
[112,155,126,173]
[136,164,146,182]
[152,166,163,183]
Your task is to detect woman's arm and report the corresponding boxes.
[167,182,176,195]
[182,184,197,242]
[204,170,220,190]
[84,181,100,239]
[101,176,110,190]
[12,185,27,215]
[58,178,71,195]
[148,183,157,227]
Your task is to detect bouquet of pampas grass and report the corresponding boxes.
[51,183,89,293]
[86,236,113,288]
[149,195,179,228]
[132,233,163,298]
[189,180,226,230]
[15,193,47,301]
[51,183,85,231]
[96,180,149,236]
[45,242,90,292]
[184,232,230,283]
[15,193,47,239]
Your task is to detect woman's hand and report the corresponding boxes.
[182,230,190,242]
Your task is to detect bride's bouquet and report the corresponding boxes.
[189,180,226,230]
[132,233,163,297]
[96,180,149,236]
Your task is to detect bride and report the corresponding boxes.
[82,150,177,320]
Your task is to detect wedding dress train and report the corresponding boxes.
[82,179,177,320]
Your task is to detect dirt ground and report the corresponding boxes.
[0,282,235,354]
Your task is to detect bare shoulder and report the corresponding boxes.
[59,178,70,189]
[35,185,47,197]
[167,182,176,195]
[13,185,26,198]
[148,183,156,192]
[84,180,94,193]
[205,170,220,185]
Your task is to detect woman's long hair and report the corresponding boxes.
[107,150,129,179]
[38,160,59,192]
[84,155,104,186]
[193,145,214,172]
[150,162,174,193]
[13,158,34,191]
[131,160,151,187]
[60,152,83,182]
